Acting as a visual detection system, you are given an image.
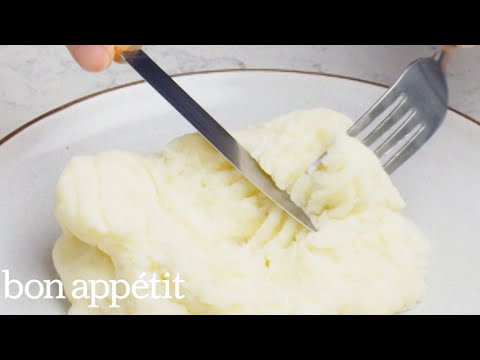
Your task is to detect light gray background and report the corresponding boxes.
[1,45,479,138]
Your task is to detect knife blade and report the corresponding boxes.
[121,49,315,231]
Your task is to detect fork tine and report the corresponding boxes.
[305,152,327,175]
[383,126,428,174]
[374,111,418,158]
[362,97,410,146]
[348,87,403,137]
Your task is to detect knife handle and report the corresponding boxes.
[114,45,142,63]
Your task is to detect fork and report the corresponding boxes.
[306,45,462,175]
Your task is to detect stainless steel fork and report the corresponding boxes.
[307,45,459,175]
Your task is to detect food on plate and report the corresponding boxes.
[53,108,428,314]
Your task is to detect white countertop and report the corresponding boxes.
[1,45,479,138]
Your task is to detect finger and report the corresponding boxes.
[66,45,115,72]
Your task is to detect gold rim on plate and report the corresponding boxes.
[1,68,479,147]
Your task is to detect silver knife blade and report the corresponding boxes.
[122,50,316,231]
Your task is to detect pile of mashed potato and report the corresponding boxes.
[52,108,428,314]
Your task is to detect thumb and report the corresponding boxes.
[66,45,115,72]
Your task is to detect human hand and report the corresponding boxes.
[66,45,115,72]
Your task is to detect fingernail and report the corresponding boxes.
[101,47,113,69]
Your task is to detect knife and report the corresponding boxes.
[114,46,315,231]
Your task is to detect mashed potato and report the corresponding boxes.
[53,108,428,314]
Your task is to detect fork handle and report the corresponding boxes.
[435,45,473,72]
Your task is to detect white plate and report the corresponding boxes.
[1,70,479,315]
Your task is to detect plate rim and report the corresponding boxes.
[1,68,479,147]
